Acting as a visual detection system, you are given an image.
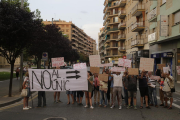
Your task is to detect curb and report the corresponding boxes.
[0,91,38,108]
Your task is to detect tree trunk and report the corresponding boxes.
[37,59,41,69]
[8,62,14,97]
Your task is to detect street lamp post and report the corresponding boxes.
[19,0,24,92]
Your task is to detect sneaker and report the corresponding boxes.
[90,106,94,109]
[27,106,32,109]
[134,106,137,110]
[99,104,102,107]
[23,107,29,110]
[57,100,62,103]
[84,105,88,108]
[110,105,114,109]
[127,106,131,109]
[119,106,122,110]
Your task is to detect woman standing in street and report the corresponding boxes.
[84,71,94,109]
[22,72,31,110]
[15,67,20,80]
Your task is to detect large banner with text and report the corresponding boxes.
[28,69,88,91]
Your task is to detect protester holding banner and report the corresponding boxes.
[66,91,74,105]
[147,71,158,108]
[93,73,100,105]
[22,72,31,110]
[139,70,150,109]
[53,66,62,103]
[84,71,94,109]
[110,72,123,110]
[162,71,174,110]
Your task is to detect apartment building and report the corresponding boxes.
[0,57,20,68]
[43,19,95,56]
[98,27,105,63]
[147,0,180,82]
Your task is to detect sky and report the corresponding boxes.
[28,0,104,45]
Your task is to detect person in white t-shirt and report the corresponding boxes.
[162,71,174,110]
[110,72,123,110]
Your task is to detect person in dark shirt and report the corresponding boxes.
[139,69,150,109]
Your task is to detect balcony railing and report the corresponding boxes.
[112,44,118,47]
[118,23,126,30]
[118,10,126,18]
[118,34,126,40]
[119,47,126,50]
[107,28,119,32]
[131,3,145,16]
[109,11,119,15]
[118,0,126,7]
[147,7,157,22]
[131,39,144,47]
[131,22,145,32]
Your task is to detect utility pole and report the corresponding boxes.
[52,18,53,25]
[19,0,24,92]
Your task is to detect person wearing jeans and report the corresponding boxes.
[147,71,158,107]
[99,90,107,107]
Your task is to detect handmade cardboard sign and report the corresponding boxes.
[89,55,101,67]
[150,76,161,81]
[177,66,180,75]
[51,57,64,67]
[118,58,131,68]
[111,67,125,72]
[118,58,124,66]
[139,58,154,71]
[157,64,166,70]
[98,74,108,91]
[28,68,88,91]
[128,68,139,75]
[163,67,169,74]
[90,67,100,74]
[73,63,86,69]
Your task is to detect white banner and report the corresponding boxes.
[73,63,86,69]
[28,69,88,91]
[97,63,113,67]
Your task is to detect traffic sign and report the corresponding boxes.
[42,52,48,61]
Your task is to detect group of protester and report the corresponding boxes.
[22,66,175,111]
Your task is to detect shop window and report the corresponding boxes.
[174,11,180,25]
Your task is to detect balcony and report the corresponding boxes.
[106,44,118,49]
[109,1,119,9]
[118,47,126,52]
[131,3,145,16]
[118,10,126,19]
[118,0,126,7]
[131,39,144,48]
[118,34,126,40]
[109,11,119,17]
[118,23,126,30]
[147,8,157,22]
[132,0,143,1]
[107,28,119,34]
[109,20,120,25]
[131,22,145,32]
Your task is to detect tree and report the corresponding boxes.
[0,1,42,96]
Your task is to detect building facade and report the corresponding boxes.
[0,56,20,68]
[43,19,96,56]
[148,0,180,82]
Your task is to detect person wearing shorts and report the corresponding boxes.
[127,75,137,110]
[66,91,74,105]
[139,70,150,109]
[162,71,174,110]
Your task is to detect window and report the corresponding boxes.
[162,0,166,4]
[174,11,180,25]
[66,29,69,32]
[66,25,69,27]
[113,17,118,22]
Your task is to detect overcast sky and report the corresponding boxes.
[28,0,104,45]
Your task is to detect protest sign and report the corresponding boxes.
[98,74,108,91]
[150,76,161,81]
[157,64,166,70]
[51,57,64,67]
[89,55,101,67]
[111,67,125,72]
[98,63,113,67]
[28,68,88,91]
[118,58,131,68]
[139,58,154,71]
[163,67,169,73]
[177,66,180,75]
[73,63,86,69]
[90,67,100,74]
[128,68,139,75]
[124,59,131,68]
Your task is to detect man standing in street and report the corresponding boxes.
[139,70,150,109]
[147,71,158,108]
[37,91,46,108]
[110,72,123,110]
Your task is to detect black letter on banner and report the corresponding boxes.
[52,70,57,78]
[52,79,57,90]
[42,70,52,89]
[32,71,43,89]
[64,80,69,91]
[57,70,61,78]
[56,80,62,91]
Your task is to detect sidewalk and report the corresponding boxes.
[175,82,180,93]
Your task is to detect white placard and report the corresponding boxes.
[98,63,113,67]
[89,55,101,67]
[28,68,88,91]
[73,63,86,69]
[111,67,125,72]
[51,57,64,67]
[163,67,169,74]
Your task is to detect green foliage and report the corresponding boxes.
[79,53,89,63]
[0,72,16,81]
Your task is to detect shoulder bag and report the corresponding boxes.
[166,80,175,93]
[21,89,28,97]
